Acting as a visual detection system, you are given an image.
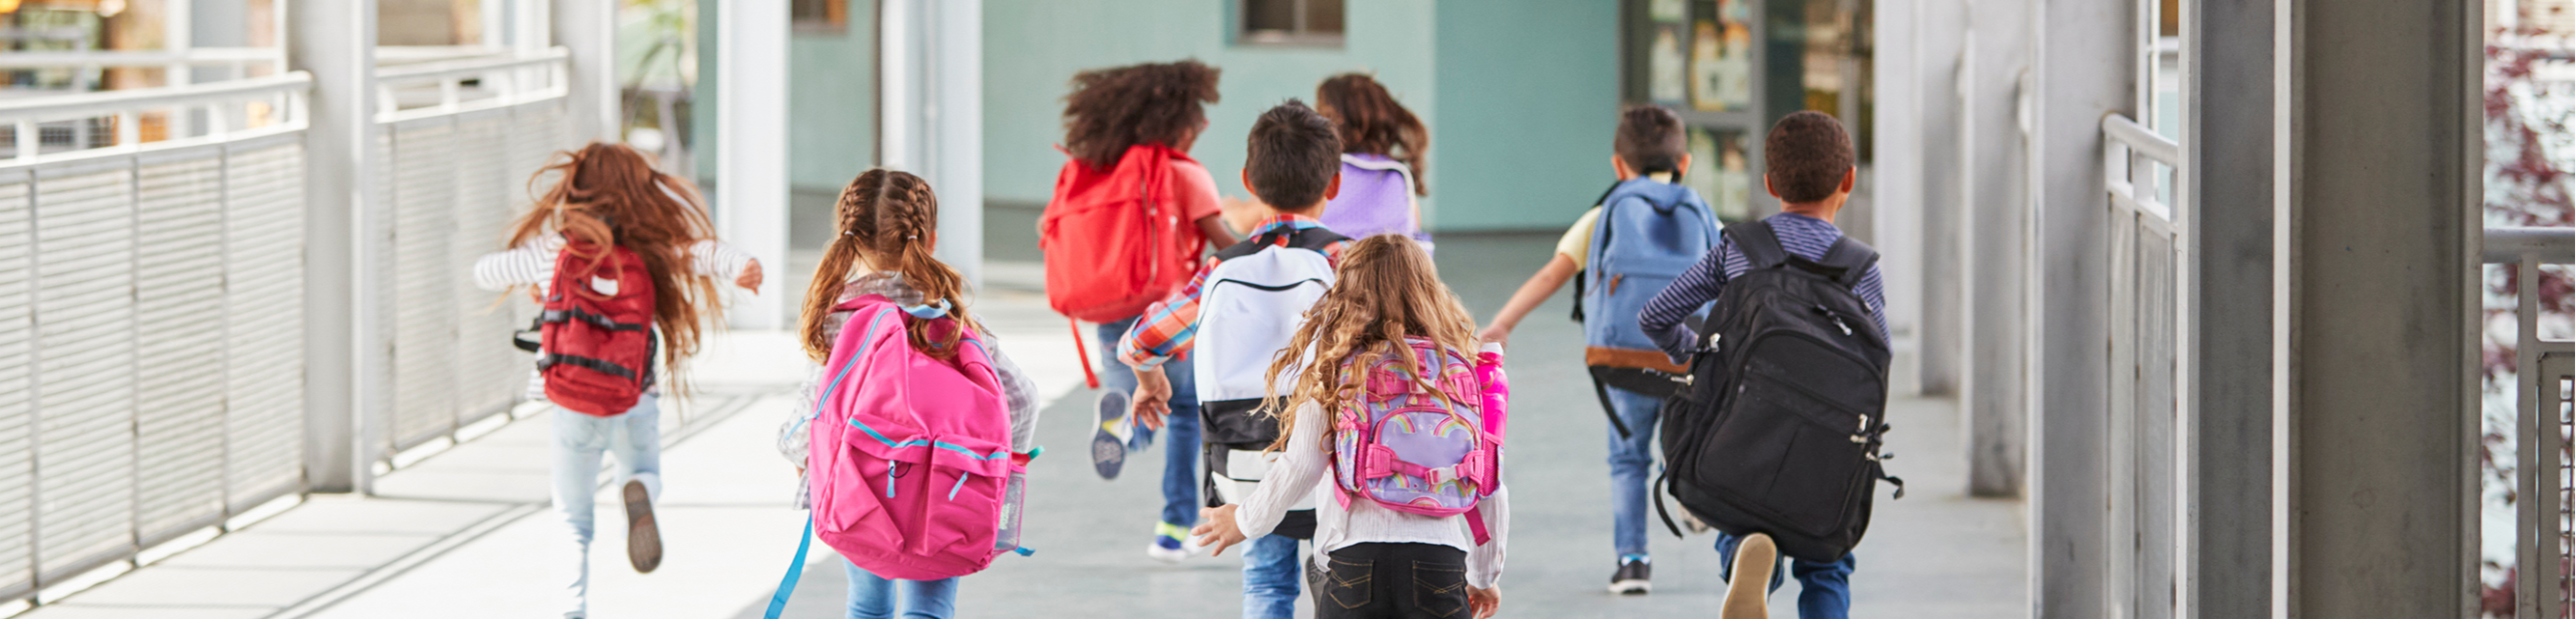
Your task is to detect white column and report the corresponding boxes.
[717,0,789,328]
[2183,0,2275,614]
[880,0,983,289]
[288,0,379,493]
[552,0,619,141]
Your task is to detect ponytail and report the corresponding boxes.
[799,169,977,362]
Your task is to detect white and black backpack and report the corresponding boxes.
[1195,222,1347,537]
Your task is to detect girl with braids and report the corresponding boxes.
[470,142,761,619]
[1314,72,1434,251]
[1191,235,1511,619]
[1045,59,1237,563]
[776,169,1039,619]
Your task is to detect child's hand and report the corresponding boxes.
[1468,585,1500,618]
[736,259,765,292]
[1191,504,1250,557]
[1475,324,1513,349]
[1218,195,1267,237]
[1132,367,1174,430]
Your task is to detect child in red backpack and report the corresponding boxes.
[1194,234,1512,619]
[469,142,760,619]
[772,169,1041,619]
[1042,59,1239,561]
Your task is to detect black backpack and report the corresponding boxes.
[1655,216,1900,563]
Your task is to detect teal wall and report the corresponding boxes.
[691,0,881,191]
[980,0,1437,217]
[1430,0,1622,231]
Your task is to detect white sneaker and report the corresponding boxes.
[1146,522,1200,563]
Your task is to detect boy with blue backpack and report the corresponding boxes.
[1118,100,1350,619]
[1476,105,1719,595]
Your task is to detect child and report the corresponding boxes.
[774,169,1042,619]
[1314,72,1432,249]
[1639,110,1883,619]
[1474,105,1719,595]
[1118,100,1345,619]
[470,142,760,619]
[1192,234,1510,619]
[1046,59,1239,562]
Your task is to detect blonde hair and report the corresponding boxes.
[1259,235,1481,451]
[503,142,723,395]
[799,169,979,362]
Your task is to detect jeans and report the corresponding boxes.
[1716,532,1856,619]
[1241,534,1305,619]
[842,557,958,619]
[550,396,663,617]
[1306,543,1471,619]
[1602,385,1663,559]
[1095,317,1203,528]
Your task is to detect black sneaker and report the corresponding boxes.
[623,479,662,574]
[1608,557,1652,595]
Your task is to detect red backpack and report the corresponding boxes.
[538,239,658,415]
[1039,144,1206,323]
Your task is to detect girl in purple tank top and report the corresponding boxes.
[1316,73,1434,252]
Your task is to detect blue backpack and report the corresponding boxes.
[1575,178,1718,435]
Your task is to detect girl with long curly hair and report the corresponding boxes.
[1190,235,1512,619]
[470,142,761,618]
[774,169,1041,619]
[1314,73,1435,251]
[1046,59,1240,562]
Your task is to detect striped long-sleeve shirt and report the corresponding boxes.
[1636,212,1887,365]
[471,237,755,294]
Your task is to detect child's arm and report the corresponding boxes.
[1637,243,1731,364]
[1116,264,1215,428]
[1477,254,1579,348]
[689,239,764,292]
[1192,400,1334,556]
[1468,484,1510,594]
[1196,214,1240,248]
[471,239,560,292]
[983,342,1045,453]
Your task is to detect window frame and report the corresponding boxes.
[793,0,849,36]
[1233,0,1345,48]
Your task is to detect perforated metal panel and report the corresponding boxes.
[222,141,305,511]
[130,154,227,545]
[388,124,460,452]
[31,166,137,579]
[449,116,524,427]
[0,176,37,601]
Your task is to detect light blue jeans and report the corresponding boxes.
[1603,386,1663,559]
[1242,534,1304,619]
[843,557,959,619]
[550,396,663,618]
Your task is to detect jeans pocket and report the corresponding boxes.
[1413,562,1469,618]
[1325,556,1374,609]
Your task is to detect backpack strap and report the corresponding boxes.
[1813,236,1882,289]
[761,513,816,619]
[1724,218,1790,270]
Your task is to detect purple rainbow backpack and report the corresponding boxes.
[1331,338,1509,543]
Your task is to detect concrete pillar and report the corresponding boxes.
[1961,0,2031,498]
[717,0,790,328]
[879,0,983,289]
[1913,0,1969,398]
[2025,0,2132,615]
[1871,0,1925,396]
[552,0,619,142]
[2182,0,2274,614]
[288,0,379,493]
[2278,0,2480,614]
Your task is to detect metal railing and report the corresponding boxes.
[2505,226,2576,619]
[2102,113,2186,618]
[369,48,574,463]
[0,71,314,605]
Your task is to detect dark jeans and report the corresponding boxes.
[1093,317,1202,528]
[1716,532,1856,619]
[1306,543,1472,619]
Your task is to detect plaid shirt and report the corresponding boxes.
[1117,214,1349,369]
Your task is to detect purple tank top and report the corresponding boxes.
[1319,154,1431,248]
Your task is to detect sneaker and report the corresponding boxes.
[1091,391,1132,480]
[1146,521,1199,563]
[1608,556,1652,595]
[622,479,662,574]
[1722,534,1777,619]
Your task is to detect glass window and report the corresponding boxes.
[793,0,846,35]
[1238,0,1345,47]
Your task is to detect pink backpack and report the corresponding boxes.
[1331,338,1510,544]
[803,295,1025,580]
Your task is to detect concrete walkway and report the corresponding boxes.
[13,233,2024,618]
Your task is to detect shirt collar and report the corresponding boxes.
[1247,212,1324,236]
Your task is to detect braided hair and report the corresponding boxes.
[800,169,978,361]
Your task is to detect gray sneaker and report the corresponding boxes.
[1090,391,1130,480]
[623,479,662,574]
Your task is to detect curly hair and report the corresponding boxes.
[502,142,724,395]
[799,169,980,362]
[1763,110,1855,204]
[1316,73,1429,196]
[1062,60,1222,171]
[1259,235,1482,451]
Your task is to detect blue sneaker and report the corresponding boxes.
[1091,391,1131,480]
[1146,521,1201,563]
